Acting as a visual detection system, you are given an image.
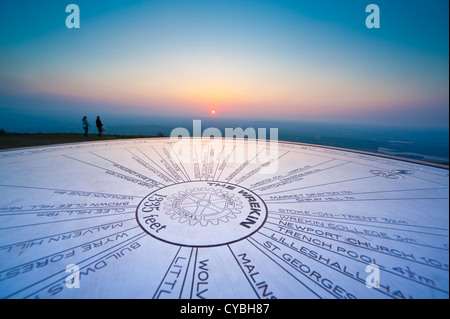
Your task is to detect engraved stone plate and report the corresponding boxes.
[0,138,448,299]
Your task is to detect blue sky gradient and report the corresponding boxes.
[0,0,448,128]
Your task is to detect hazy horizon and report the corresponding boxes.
[1,112,448,164]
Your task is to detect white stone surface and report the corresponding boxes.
[0,138,448,299]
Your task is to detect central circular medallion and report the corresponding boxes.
[136,181,268,247]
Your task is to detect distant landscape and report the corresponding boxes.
[1,116,448,165]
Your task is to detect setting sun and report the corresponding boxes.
[211,109,216,115]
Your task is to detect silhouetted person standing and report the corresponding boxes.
[82,116,90,137]
[96,116,104,137]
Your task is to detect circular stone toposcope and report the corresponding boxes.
[136,181,268,247]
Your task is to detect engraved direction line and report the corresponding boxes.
[266,216,448,251]
[132,147,177,184]
[262,223,448,271]
[0,211,136,231]
[89,151,167,188]
[408,174,449,187]
[89,151,167,187]
[275,145,344,162]
[0,218,136,252]
[0,184,141,200]
[322,154,448,187]
[0,225,141,274]
[234,151,290,185]
[227,244,261,299]
[212,145,226,181]
[193,144,202,181]
[203,144,212,181]
[169,144,192,182]
[153,246,182,299]
[269,209,450,232]
[250,158,336,190]
[0,205,138,216]
[248,156,332,189]
[64,155,160,189]
[125,148,175,185]
[161,145,191,182]
[14,233,147,299]
[260,175,377,196]
[253,160,351,193]
[2,232,144,298]
[178,247,195,299]
[335,155,413,173]
[263,187,449,203]
[244,236,323,299]
[151,146,186,182]
[256,227,448,294]
[205,144,212,181]
[189,248,198,299]
[215,145,236,182]
[250,233,394,298]
[226,148,267,184]
[266,197,449,205]
[268,211,449,237]
[245,237,328,299]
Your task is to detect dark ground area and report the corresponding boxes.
[0,132,156,150]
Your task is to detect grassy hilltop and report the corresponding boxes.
[0,132,157,150]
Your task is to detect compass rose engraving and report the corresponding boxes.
[165,188,243,226]
[136,181,268,247]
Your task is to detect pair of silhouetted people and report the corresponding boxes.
[82,116,104,137]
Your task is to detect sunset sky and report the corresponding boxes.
[0,0,448,128]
